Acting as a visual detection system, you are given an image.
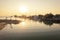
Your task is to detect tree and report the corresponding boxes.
[38,15,43,19]
[44,13,54,19]
[14,15,17,18]
[14,15,17,20]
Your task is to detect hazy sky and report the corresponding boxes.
[0,0,60,16]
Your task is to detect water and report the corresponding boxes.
[0,18,60,40]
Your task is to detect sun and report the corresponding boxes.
[19,6,28,13]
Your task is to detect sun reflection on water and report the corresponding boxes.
[20,21,26,26]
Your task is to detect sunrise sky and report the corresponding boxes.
[0,0,60,16]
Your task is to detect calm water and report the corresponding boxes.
[0,18,60,40]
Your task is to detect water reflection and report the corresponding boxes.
[29,19,60,26]
[0,18,60,31]
[0,20,20,30]
[20,21,26,26]
[0,18,60,40]
[0,22,6,30]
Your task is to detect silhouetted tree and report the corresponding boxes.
[14,15,17,20]
[14,15,17,18]
[38,15,43,19]
[44,13,54,19]
[54,14,60,18]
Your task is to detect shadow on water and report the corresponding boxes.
[0,19,21,30]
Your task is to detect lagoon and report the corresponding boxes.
[0,18,60,40]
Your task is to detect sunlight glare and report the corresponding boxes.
[19,5,28,13]
[20,21,26,26]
